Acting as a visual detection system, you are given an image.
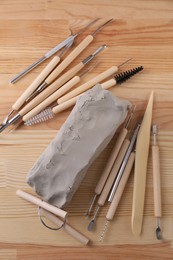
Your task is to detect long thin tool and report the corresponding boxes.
[152,124,162,240]
[108,123,141,202]
[87,139,130,231]
[10,19,99,83]
[36,19,113,92]
[100,151,135,241]
[24,66,143,126]
[131,91,154,236]
[86,106,135,217]
[0,45,105,132]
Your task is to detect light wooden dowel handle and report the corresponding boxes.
[40,209,90,245]
[52,76,118,115]
[57,66,118,104]
[101,78,116,90]
[97,139,130,207]
[152,145,162,217]
[22,76,80,122]
[45,35,94,85]
[16,189,67,219]
[20,62,83,118]
[12,56,61,111]
[106,152,135,221]
[95,128,128,195]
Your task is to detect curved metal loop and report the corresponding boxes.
[38,207,66,231]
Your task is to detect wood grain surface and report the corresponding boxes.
[0,0,173,259]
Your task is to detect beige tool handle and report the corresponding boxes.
[16,189,67,219]
[97,139,130,207]
[101,78,116,90]
[53,77,117,114]
[45,35,94,85]
[95,128,128,195]
[40,209,89,245]
[152,145,162,217]
[20,62,83,118]
[57,66,118,104]
[12,56,61,111]
[132,91,154,236]
[22,76,80,122]
[106,152,135,221]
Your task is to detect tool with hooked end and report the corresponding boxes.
[0,19,113,132]
[100,150,135,241]
[10,18,99,83]
[87,138,130,231]
[88,122,141,232]
[24,66,142,126]
[152,124,162,240]
[85,106,136,217]
[0,45,105,132]
[34,19,114,94]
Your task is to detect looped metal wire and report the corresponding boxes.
[38,207,66,231]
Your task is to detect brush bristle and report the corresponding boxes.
[115,66,143,84]
[24,107,54,126]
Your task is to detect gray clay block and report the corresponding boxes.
[27,85,131,208]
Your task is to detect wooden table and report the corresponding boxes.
[0,0,173,259]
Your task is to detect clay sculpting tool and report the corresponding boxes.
[24,66,142,126]
[85,106,135,217]
[10,19,99,83]
[131,91,154,236]
[12,43,73,114]
[87,138,130,231]
[152,124,162,240]
[0,45,105,132]
[40,208,90,245]
[36,19,113,93]
[57,60,138,104]
[0,19,113,131]
[16,189,67,219]
[108,123,141,202]
[100,151,135,241]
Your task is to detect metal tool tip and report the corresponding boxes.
[152,124,157,134]
[87,220,95,232]
[156,226,162,240]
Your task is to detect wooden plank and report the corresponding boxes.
[0,0,173,257]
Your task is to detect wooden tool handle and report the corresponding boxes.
[106,152,135,221]
[95,128,128,195]
[16,189,67,219]
[152,145,162,217]
[45,35,94,85]
[101,78,116,90]
[57,66,118,104]
[40,209,89,245]
[52,95,80,114]
[12,56,61,111]
[22,76,80,122]
[97,139,130,207]
[20,62,83,118]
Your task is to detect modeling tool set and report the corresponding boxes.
[0,18,163,245]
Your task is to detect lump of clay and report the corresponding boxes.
[27,84,131,208]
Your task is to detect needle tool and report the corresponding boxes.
[10,18,99,83]
[152,125,162,240]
